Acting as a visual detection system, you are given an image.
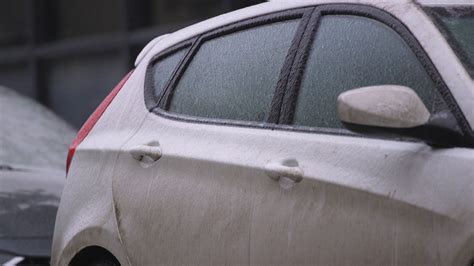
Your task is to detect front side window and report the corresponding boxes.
[291,15,446,129]
[167,19,300,122]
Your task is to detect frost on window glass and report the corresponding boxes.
[168,19,300,122]
[292,15,445,129]
[152,48,187,99]
[425,6,474,78]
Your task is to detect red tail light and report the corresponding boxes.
[66,70,134,174]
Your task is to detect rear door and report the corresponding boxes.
[111,9,311,265]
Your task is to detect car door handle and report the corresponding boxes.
[264,160,304,183]
[130,143,162,162]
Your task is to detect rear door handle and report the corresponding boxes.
[264,159,304,183]
[130,142,162,163]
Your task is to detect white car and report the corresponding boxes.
[52,0,474,265]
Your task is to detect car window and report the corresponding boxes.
[425,6,474,78]
[168,19,300,122]
[152,48,188,99]
[292,15,446,129]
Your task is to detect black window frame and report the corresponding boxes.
[144,4,474,143]
[144,41,194,110]
[145,7,313,128]
[276,4,473,142]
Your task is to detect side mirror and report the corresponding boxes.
[337,85,470,147]
[337,85,430,128]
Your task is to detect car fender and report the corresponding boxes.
[56,226,129,266]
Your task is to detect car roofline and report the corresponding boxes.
[269,0,474,4]
[416,0,474,6]
[135,0,408,67]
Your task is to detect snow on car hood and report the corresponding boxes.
[0,86,75,170]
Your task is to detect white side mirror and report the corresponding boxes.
[337,85,430,128]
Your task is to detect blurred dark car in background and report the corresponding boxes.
[0,86,74,265]
[0,0,262,129]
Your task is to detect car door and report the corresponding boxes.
[246,6,474,266]
[111,9,312,265]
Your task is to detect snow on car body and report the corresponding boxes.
[52,0,474,265]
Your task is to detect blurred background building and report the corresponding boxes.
[0,0,262,128]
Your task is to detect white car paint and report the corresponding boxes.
[337,85,431,128]
[134,34,169,67]
[52,0,474,265]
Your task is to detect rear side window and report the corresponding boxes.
[152,48,188,99]
[167,20,300,122]
[292,15,445,129]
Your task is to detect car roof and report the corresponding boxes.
[136,0,412,66]
[416,0,474,5]
[268,0,474,4]
[138,0,474,64]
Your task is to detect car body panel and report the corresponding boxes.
[52,0,474,265]
[113,112,474,265]
[51,150,129,265]
[418,0,474,5]
[134,34,169,67]
[50,60,152,265]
